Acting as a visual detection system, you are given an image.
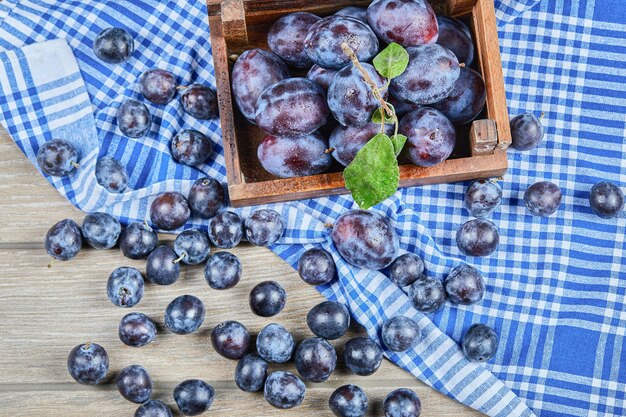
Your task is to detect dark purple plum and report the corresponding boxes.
[119,312,157,347]
[383,388,421,417]
[400,108,456,167]
[462,324,498,363]
[120,221,158,260]
[268,12,321,68]
[264,371,306,409]
[510,113,544,151]
[391,45,460,105]
[464,179,502,218]
[174,229,210,265]
[456,218,499,257]
[331,209,399,270]
[235,354,268,392]
[171,129,213,167]
[335,6,368,22]
[329,384,368,417]
[343,337,383,376]
[330,123,393,166]
[117,99,151,138]
[244,209,284,247]
[146,245,180,286]
[255,78,329,137]
[135,400,173,417]
[590,181,624,219]
[381,316,420,352]
[367,0,438,47]
[436,16,475,66]
[257,133,332,178]
[204,251,242,290]
[211,320,250,359]
[164,295,205,335]
[67,342,109,385]
[82,212,121,250]
[388,96,422,118]
[294,337,337,382]
[256,323,295,363]
[232,49,290,123]
[306,65,339,91]
[208,211,244,248]
[249,280,286,317]
[304,16,379,69]
[96,156,129,193]
[524,181,562,217]
[444,264,485,305]
[328,63,388,127]
[45,219,82,261]
[297,247,336,285]
[37,139,79,177]
[107,267,144,308]
[180,84,218,120]
[188,177,224,220]
[431,67,486,124]
[117,365,152,403]
[174,379,215,416]
[307,301,350,340]
[150,192,191,231]
[408,276,446,313]
[140,68,177,104]
[93,27,134,64]
[389,253,425,287]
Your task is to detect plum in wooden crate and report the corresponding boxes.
[208,0,511,207]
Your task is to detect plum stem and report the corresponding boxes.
[173,251,187,264]
[324,223,334,228]
[325,148,335,154]
[47,257,56,268]
[459,62,466,68]
[71,161,80,169]
[341,42,396,134]
[176,85,189,90]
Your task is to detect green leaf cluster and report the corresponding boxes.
[343,43,410,209]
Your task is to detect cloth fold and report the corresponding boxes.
[1,1,625,416]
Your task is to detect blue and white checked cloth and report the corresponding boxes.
[0,1,624,416]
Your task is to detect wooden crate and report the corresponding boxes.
[208,0,510,207]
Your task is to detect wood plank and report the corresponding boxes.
[0,386,474,417]
[0,128,85,245]
[472,0,512,153]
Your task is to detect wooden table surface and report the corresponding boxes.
[0,0,482,413]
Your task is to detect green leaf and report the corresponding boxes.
[344,133,399,209]
[390,134,407,157]
[373,42,410,79]
[372,107,396,124]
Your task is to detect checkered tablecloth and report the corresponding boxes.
[1,1,625,416]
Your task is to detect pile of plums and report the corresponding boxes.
[230,0,487,179]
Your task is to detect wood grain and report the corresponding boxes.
[0,126,485,415]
